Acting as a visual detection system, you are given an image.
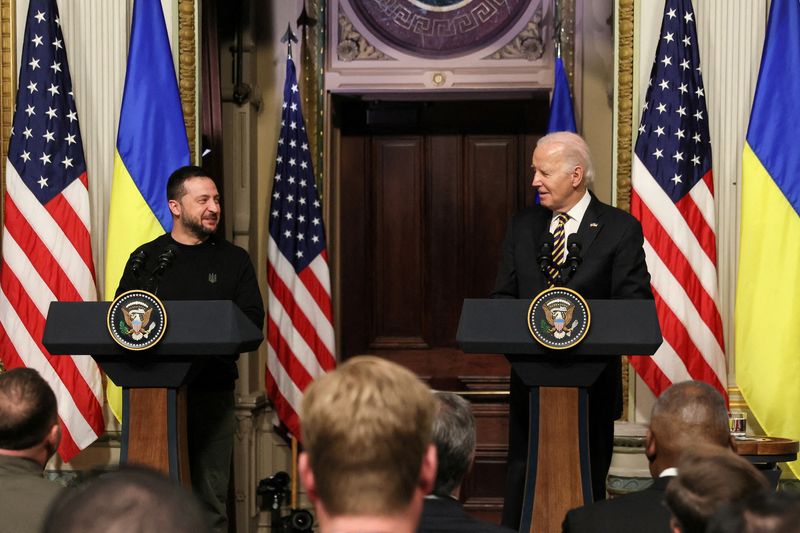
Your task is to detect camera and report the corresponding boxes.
[256,471,314,532]
[257,471,290,511]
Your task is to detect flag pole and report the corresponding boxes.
[291,436,299,508]
[280,24,301,509]
[554,0,562,59]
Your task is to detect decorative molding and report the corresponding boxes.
[0,0,15,209]
[560,0,575,86]
[299,0,328,191]
[486,6,544,61]
[615,0,634,213]
[616,0,634,420]
[177,0,197,163]
[233,393,270,531]
[337,12,392,61]
[607,475,653,495]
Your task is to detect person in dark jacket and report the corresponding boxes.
[562,381,732,533]
[418,391,514,533]
[0,368,64,533]
[494,132,653,528]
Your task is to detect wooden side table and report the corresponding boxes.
[733,436,798,488]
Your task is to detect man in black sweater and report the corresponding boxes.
[115,165,264,533]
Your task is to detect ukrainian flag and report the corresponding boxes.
[105,0,190,420]
[736,0,800,476]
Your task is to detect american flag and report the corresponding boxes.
[629,0,727,399]
[266,57,335,439]
[0,0,104,461]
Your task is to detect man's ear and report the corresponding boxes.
[419,443,438,495]
[645,428,656,462]
[570,165,584,188]
[298,452,319,503]
[44,422,61,458]
[167,198,180,217]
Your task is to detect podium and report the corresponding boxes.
[457,299,661,533]
[43,300,263,484]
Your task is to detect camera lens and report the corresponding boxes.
[290,509,314,531]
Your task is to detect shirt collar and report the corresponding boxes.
[552,189,591,225]
[565,189,591,225]
[659,467,678,478]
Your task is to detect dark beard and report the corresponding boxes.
[182,213,217,240]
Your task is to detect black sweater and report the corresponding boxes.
[116,233,265,389]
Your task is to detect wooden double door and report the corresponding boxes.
[335,96,548,521]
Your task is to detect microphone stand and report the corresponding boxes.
[143,246,177,295]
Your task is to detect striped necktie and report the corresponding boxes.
[548,213,569,286]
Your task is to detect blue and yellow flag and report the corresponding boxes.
[104,0,190,420]
[736,0,800,476]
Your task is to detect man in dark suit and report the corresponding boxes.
[493,132,653,528]
[418,392,515,533]
[562,380,732,533]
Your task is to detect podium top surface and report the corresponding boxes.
[457,298,662,356]
[43,300,263,357]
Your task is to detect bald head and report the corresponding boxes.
[646,381,730,476]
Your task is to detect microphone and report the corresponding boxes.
[154,245,178,276]
[537,238,554,275]
[129,250,148,280]
[562,235,582,282]
[144,244,178,294]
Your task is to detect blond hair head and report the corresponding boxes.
[300,356,434,516]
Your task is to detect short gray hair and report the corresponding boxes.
[650,380,730,454]
[431,392,476,497]
[536,131,594,186]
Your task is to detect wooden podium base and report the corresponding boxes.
[520,386,593,533]
[121,387,191,486]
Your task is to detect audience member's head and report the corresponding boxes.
[646,380,731,477]
[664,445,769,533]
[43,466,211,533]
[299,356,436,532]
[707,490,800,533]
[431,391,476,498]
[0,367,60,465]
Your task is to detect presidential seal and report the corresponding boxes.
[107,290,167,351]
[527,287,591,350]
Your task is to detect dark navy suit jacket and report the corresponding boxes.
[493,193,653,528]
[417,497,516,533]
[562,476,673,533]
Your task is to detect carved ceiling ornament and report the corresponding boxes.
[348,0,534,59]
[487,4,544,60]
[338,13,394,61]
[326,0,568,92]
